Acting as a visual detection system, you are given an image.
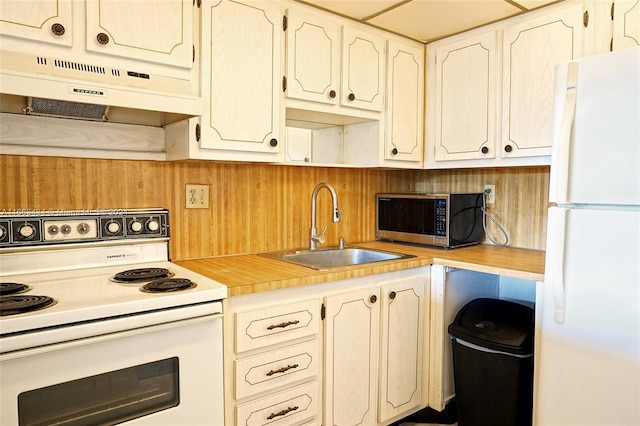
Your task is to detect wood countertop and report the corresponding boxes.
[175,241,545,297]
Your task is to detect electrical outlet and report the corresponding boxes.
[484,184,495,204]
[186,184,210,209]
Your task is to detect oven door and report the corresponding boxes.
[0,313,223,426]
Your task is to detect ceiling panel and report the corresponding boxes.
[368,1,523,41]
[296,0,564,42]
[295,0,403,20]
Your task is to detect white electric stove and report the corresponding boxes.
[0,209,227,425]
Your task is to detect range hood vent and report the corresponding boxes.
[24,97,110,122]
[0,50,202,123]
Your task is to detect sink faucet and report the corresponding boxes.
[310,182,341,250]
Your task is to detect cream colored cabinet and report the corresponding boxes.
[378,277,426,421]
[198,0,283,161]
[613,0,640,50]
[426,2,583,167]
[85,0,193,68]
[324,275,427,425]
[226,298,322,425]
[0,0,73,46]
[341,26,385,112]
[284,8,384,113]
[285,10,339,105]
[324,287,380,426]
[501,4,584,158]
[225,268,429,426]
[434,31,497,162]
[384,39,424,166]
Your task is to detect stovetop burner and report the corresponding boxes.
[141,278,197,294]
[110,267,174,283]
[0,295,56,316]
[0,282,32,296]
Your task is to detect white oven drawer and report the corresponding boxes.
[234,340,319,399]
[235,381,319,426]
[235,299,320,353]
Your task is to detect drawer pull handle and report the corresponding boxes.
[266,363,299,376]
[267,406,299,420]
[267,320,299,330]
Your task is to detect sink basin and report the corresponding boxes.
[261,246,414,270]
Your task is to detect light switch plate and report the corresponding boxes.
[186,184,210,209]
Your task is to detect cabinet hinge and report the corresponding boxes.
[282,76,287,92]
[321,303,325,320]
[283,15,288,31]
[583,10,589,27]
[611,2,615,20]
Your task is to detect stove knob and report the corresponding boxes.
[60,224,72,235]
[47,224,60,235]
[18,223,36,239]
[77,222,90,235]
[129,219,143,233]
[146,218,160,232]
[0,224,7,240]
[106,220,121,235]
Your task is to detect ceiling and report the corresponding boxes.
[294,0,564,43]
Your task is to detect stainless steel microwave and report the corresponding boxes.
[376,193,484,248]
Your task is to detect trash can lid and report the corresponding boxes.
[447,298,534,355]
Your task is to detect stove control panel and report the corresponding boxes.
[0,209,169,248]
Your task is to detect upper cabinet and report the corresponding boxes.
[434,31,497,162]
[284,8,384,113]
[85,0,193,68]
[341,26,385,112]
[384,39,424,165]
[425,2,584,168]
[613,0,640,50]
[0,0,73,46]
[0,0,194,69]
[501,5,584,158]
[285,11,339,105]
[192,0,283,161]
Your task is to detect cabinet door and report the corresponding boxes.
[285,10,339,105]
[200,0,282,156]
[385,39,424,164]
[434,31,497,161]
[379,277,426,422]
[501,4,583,158]
[341,26,385,112]
[613,0,640,50]
[324,288,380,426]
[0,0,72,46]
[85,0,193,68]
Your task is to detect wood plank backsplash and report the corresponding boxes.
[1,156,549,258]
[0,155,414,260]
[415,167,550,250]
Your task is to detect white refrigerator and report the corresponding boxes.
[536,47,640,425]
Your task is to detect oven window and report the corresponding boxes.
[18,357,179,426]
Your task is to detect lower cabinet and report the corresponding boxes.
[224,267,429,426]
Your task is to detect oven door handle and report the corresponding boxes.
[0,313,222,361]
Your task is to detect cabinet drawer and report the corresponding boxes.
[235,299,320,353]
[235,381,319,426]
[235,341,319,399]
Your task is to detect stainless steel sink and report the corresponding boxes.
[260,246,414,270]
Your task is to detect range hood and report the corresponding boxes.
[0,50,201,126]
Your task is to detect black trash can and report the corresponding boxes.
[448,298,534,426]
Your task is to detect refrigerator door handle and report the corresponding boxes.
[555,62,580,205]
[550,207,568,323]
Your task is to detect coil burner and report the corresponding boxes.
[140,278,197,294]
[0,282,32,296]
[0,295,56,316]
[110,268,174,284]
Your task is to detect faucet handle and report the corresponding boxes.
[311,226,327,244]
